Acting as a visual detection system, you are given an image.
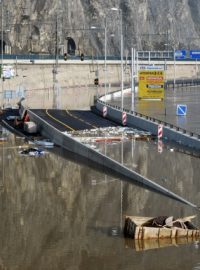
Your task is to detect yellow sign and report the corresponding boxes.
[138,69,164,99]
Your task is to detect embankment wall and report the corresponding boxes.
[2,60,200,109]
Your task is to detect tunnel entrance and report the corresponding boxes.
[67,37,76,55]
[0,40,6,53]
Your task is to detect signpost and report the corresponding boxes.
[138,66,164,99]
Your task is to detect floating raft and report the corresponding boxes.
[124,215,200,240]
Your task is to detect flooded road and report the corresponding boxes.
[0,128,200,270]
[109,86,200,134]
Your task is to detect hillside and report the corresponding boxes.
[3,0,200,56]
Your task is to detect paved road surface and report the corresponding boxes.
[32,109,118,132]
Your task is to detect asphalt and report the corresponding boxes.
[32,109,118,132]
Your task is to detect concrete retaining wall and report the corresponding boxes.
[2,60,200,109]
[96,100,200,150]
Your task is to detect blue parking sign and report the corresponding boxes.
[176,104,187,116]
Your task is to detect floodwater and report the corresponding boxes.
[109,86,200,134]
[0,128,200,270]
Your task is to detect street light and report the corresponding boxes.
[0,0,3,107]
[90,21,107,102]
[111,7,124,111]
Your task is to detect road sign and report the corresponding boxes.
[138,68,164,99]
[176,104,187,116]
[139,65,163,70]
[103,106,107,117]
[190,50,200,59]
[158,124,163,139]
[4,90,16,99]
[122,111,127,126]
[175,50,186,60]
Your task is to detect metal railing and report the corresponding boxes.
[97,99,200,140]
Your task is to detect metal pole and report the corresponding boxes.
[120,11,124,111]
[1,0,3,108]
[104,18,107,103]
[131,47,134,111]
[53,14,58,109]
[173,48,176,89]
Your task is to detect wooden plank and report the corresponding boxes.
[176,228,188,238]
[171,228,177,238]
[126,216,154,226]
[187,230,193,238]
[159,228,172,238]
[143,227,159,239]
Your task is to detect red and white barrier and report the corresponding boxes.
[122,111,127,126]
[158,124,163,139]
[103,106,107,117]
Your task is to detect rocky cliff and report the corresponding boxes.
[3,0,200,56]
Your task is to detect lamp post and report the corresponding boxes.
[173,48,176,89]
[111,7,123,111]
[0,0,3,107]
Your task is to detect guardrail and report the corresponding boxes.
[166,79,200,88]
[2,53,200,62]
[97,99,200,141]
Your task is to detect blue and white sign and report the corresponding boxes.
[175,50,186,60]
[3,90,16,99]
[139,65,163,70]
[189,50,200,59]
[176,104,187,116]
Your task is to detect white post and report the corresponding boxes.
[121,32,124,111]
[131,47,135,111]
[173,48,176,89]
[110,7,123,111]
[104,18,107,103]
[1,0,3,107]
[120,11,124,111]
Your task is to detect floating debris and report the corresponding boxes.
[33,139,54,148]
[65,126,153,145]
[124,215,199,240]
[19,147,46,157]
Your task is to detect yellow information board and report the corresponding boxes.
[138,69,164,99]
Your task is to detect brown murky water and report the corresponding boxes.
[0,128,199,270]
[110,86,200,134]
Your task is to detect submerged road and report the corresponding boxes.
[32,109,118,132]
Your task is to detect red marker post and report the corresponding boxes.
[103,106,107,118]
[122,111,127,126]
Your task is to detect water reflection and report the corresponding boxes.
[0,129,199,269]
[111,86,200,134]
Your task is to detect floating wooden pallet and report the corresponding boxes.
[124,215,200,240]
